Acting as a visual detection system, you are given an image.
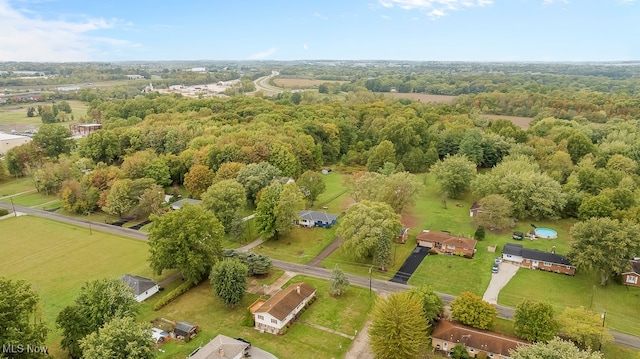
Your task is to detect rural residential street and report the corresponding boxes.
[2,201,639,351]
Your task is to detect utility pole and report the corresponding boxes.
[369,265,373,297]
[599,311,606,351]
[10,197,16,217]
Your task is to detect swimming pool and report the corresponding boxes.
[534,228,557,239]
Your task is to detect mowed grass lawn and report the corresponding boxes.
[0,216,156,357]
[0,177,37,197]
[254,226,337,264]
[144,275,375,359]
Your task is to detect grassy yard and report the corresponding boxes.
[0,100,88,132]
[0,176,37,196]
[143,274,375,359]
[0,215,160,358]
[1,191,58,207]
[254,226,338,264]
[499,268,640,337]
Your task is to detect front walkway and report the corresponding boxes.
[482,262,519,304]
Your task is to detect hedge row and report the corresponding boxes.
[153,281,194,311]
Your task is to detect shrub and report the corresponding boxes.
[153,281,194,310]
[0,208,9,216]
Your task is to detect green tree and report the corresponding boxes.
[32,124,75,159]
[513,300,558,342]
[569,217,640,285]
[274,182,305,237]
[254,181,282,239]
[184,164,214,199]
[578,195,614,220]
[79,317,156,359]
[215,162,246,182]
[26,106,35,117]
[328,265,350,296]
[408,285,445,326]
[566,133,595,164]
[268,142,300,178]
[558,307,613,350]
[474,194,513,230]
[450,291,498,330]
[102,179,138,218]
[336,201,402,270]
[148,204,224,284]
[367,140,396,172]
[450,343,472,359]
[56,278,138,358]
[510,337,604,359]
[236,162,282,204]
[201,179,246,233]
[431,154,477,200]
[143,158,172,186]
[133,184,165,218]
[297,170,326,207]
[58,101,72,113]
[79,130,122,164]
[474,225,486,241]
[209,259,248,308]
[369,291,428,359]
[235,252,272,276]
[0,277,48,359]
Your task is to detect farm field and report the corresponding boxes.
[143,275,375,359]
[272,77,347,88]
[382,92,456,103]
[0,215,157,358]
[480,114,534,129]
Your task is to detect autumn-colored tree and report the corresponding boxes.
[184,164,214,198]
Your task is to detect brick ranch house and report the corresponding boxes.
[250,282,316,335]
[416,230,477,258]
[622,259,640,287]
[432,320,529,359]
[502,243,576,275]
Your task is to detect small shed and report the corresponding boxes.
[173,322,199,342]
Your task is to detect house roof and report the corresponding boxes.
[416,230,453,242]
[171,198,202,210]
[297,210,338,223]
[623,259,640,275]
[253,282,316,321]
[174,321,198,336]
[0,132,30,141]
[470,202,482,210]
[398,228,409,237]
[120,274,157,296]
[188,334,248,359]
[432,320,529,356]
[502,243,574,267]
[442,236,477,250]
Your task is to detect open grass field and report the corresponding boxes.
[272,78,347,88]
[383,92,457,104]
[0,99,88,132]
[0,215,157,357]
[1,191,58,207]
[143,274,376,359]
[480,114,533,130]
[0,176,37,196]
[254,226,338,264]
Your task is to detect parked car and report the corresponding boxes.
[512,231,524,240]
[494,257,503,264]
[492,264,499,274]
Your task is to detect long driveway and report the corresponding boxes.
[1,202,639,350]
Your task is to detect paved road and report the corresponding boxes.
[252,71,282,95]
[1,203,639,350]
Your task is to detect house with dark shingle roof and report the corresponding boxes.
[622,259,640,287]
[502,243,575,275]
[120,274,159,302]
[431,320,529,359]
[296,210,338,228]
[250,282,316,335]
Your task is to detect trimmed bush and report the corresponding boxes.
[153,281,194,310]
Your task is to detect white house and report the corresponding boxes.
[188,334,249,359]
[0,132,31,156]
[296,210,338,228]
[120,274,159,302]
[251,282,316,335]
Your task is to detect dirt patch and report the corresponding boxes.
[401,211,420,230]
[383,92,456,104]
[273,78,347,88]
[480,114,533,130]
[341,196,356,209]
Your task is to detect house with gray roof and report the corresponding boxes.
[187,334,250,359]
[502,243,575,275]
[296,210,338,228]
[120,274,159,302]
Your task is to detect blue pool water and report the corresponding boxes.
[534,228,558,239]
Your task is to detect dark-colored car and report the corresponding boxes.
[512,231,524,240]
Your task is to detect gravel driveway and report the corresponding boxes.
[482,261,519,304]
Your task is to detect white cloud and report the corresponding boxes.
[248,47,277,60]
[0,0,135,61]
[379,0,492,18]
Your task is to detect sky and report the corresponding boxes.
[0,0,638,62]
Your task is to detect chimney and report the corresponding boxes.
[296,285,301,295]
[218,348,224,357]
